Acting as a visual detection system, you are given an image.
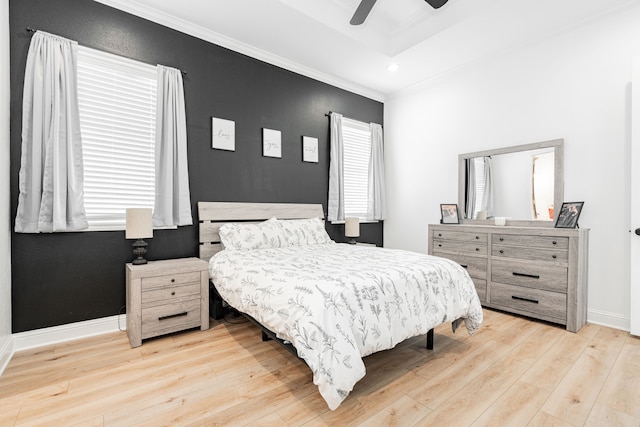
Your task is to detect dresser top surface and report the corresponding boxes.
[429,223,588,237]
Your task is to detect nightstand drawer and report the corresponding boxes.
[492,259,568,293]
[490,282,566,323]
[141,299,201,339]
[141,271,201,290]
[142,283,202,308]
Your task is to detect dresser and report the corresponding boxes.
[126,257,209,348]
[428,224,589,332]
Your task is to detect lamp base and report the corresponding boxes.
[347,238,357,245]
[132,239,148,265]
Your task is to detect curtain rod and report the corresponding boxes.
[26,27,188,76]
[325,111,359,121]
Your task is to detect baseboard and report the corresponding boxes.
[0,335,14,376]
[587,308,629,332]
[12,315,126,352]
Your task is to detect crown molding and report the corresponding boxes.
[92,0,385,102]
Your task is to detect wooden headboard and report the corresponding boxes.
[197,202,325,261]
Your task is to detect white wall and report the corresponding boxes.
[384,3,640,331]
[0,0,13,372]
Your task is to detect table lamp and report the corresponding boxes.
[126,208,153,264]
[345,217,359,245]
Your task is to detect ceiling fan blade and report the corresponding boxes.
[425,0,449,9]
[350,0,378,25]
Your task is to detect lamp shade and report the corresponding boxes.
[345,217,360,238]
[126,208,153,239]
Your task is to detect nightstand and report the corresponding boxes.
[126,257,209,348]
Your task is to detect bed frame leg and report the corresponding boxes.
[262,330,272,342]
[426,328,434,350]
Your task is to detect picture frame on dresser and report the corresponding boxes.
[440,203,460,224]
[554,201,584,229]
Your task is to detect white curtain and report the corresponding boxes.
[153,65,192,227]
[15,31,88,233]
[367,123,386,220]
[465,158,476,219]
[328,113,345,222]
[480,157,494,215]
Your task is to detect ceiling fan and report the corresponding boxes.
[350,0,449,25]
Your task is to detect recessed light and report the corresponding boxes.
[387,63,400,72]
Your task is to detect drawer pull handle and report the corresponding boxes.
[475,248,480,251]
[460,264,468,269]
[171,279,175,283]
[171,291,176,296]
[438,233,442,237]
[499,237,504,241]
[499,250,504,254]
[513,272,540,279]
[552,255,557,259]
[158,312,188,321]
[552,241,557,245]
[512,295,539,304]
[475,236,479,240]
[438,243,442,247]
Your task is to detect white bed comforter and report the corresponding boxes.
[209,243,483,409]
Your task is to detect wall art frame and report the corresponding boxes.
[262,128,282,158]
[211,117,235,151]
[302,136,318,163]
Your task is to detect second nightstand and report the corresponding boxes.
[126,257,209,348]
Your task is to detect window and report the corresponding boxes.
[76,46,157,230]
[341,117,371,219]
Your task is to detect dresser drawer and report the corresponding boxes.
[492,259,568,292]
[142,283,202,308]
[433,251,487,279]
[492,245,568,262]
[432,230,487,243]
[433,239,487,256]
[490,282,567,323]
[472,279,487,303]
[492,234,569,250]
[141,271,201,290]
[141,299,201,339]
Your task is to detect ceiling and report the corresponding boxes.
[96,0,632,101]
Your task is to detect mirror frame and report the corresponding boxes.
[458,138,564,227]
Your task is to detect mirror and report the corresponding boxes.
[458,139,564,226]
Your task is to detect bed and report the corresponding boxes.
[198,202,483,410]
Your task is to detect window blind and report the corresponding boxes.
[342,117,371,219]
[76,46,157,230]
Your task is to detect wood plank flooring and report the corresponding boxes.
[1,309,639,426]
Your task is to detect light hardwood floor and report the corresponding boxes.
[1,309,639,426]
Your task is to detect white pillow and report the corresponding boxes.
[218,217,286,251]
[278,217,332,246]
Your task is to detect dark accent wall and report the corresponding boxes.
[9,0,383,333]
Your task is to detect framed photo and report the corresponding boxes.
[302,136,318,163]
[211,117,235,151]
[262,128,282,158]
[440,203,460,224]
[554,201,584,228]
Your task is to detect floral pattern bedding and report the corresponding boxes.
[209,242,483,410]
